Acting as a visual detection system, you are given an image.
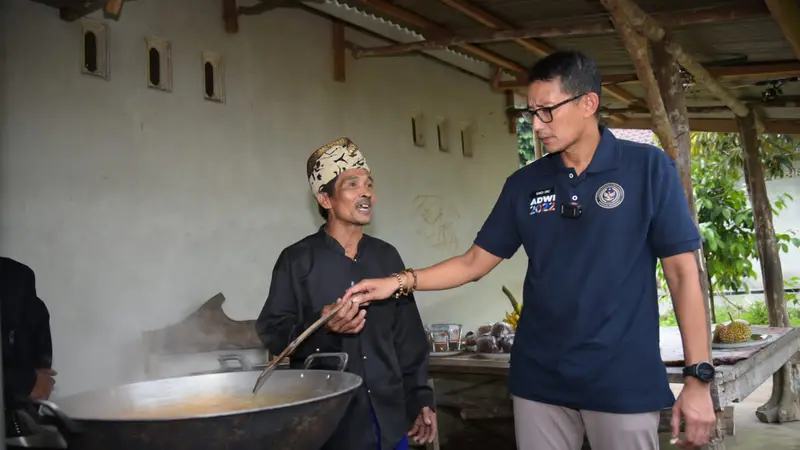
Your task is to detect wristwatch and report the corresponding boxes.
[683,361,715,382]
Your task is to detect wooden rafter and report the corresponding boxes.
[764,0,800,61]
[495,61,800,90]
[238,0,324,16]
[613,0,762,131]
[615,118,800,134]
[602,95,800,114]
[353,3,768,59]
[354,0,524,73]
[437,0,550,57]
[434,0,638,108]
[601,0,677,158]
[299,4,494,86]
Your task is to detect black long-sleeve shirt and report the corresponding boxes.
[1,257,53,408]
[256,228,434,450]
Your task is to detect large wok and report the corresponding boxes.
[42,353,361,450]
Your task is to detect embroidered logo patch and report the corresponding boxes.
[529,187,557,215]
[595,182,624,209]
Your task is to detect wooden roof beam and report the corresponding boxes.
[435,0,639,108]
[353,3,768,58]
[611,0,762,130]
[353,0,524,73]
[493,61,800,90]
[614,118,800,134]
[437,0,551,57]
[764,0,800,61]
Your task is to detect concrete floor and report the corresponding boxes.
[662,380,800,449]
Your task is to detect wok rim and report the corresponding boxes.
[56,369,363,422]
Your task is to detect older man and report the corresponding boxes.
[345,51,716,450]
[255,138,436,450]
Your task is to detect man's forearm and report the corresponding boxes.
[401,245,502,292]
[666,255,711,367]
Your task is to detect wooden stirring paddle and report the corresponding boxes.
[252,299,349,395]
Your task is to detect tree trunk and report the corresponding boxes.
[650,41,712,328]
[736,110,799,424]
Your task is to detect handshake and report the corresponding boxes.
[322,297,367,334]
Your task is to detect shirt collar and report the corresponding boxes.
[316,225,369,257]
[551,125,619,174]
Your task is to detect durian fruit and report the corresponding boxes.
[713,323,724,343]
[718,312,752,344]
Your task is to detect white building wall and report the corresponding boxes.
[0,0,526,397]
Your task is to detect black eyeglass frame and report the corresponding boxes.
[521,93,587,124]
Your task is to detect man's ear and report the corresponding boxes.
[582,92,600,118]
[317,192,331,210]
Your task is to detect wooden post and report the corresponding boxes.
[600,0,677,159]
[332,21,346,83]
[652,41,725,449]
[650,41,712,323]
[223,0,239,34]
[534,136,544,160]
[737,111,800,425]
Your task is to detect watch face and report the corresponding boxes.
[697,362,715,381]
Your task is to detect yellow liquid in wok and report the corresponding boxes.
[120,394,306,419]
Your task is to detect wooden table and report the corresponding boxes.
[422,326,800,450]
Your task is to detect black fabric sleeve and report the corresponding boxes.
[255,248,340,367]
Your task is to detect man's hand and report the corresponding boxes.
[344,276,402,305]
[323,298,366,334]
[30,369,57,400]
[671,381,715,448]
[408,406,437,445]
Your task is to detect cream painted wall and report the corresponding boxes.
[0,0,526,396]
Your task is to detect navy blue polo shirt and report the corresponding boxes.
[475,126,700,413]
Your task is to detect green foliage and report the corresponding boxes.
[787,276,800,305]
[656,131,800,321]
[659,303,800,327]
[517,117,535,167]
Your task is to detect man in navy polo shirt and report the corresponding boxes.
[345,51,716,449]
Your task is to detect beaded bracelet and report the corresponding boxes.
[391,269,418,298]
[392,272,406,298]
[406,268,418,293]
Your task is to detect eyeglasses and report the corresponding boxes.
[521,93,587,124]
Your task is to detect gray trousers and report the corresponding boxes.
[512,396,660,450]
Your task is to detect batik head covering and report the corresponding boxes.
[306,137,370,195]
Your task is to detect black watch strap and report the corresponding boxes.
[683,361,715,382]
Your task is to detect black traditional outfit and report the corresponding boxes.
[256,138,434,450]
